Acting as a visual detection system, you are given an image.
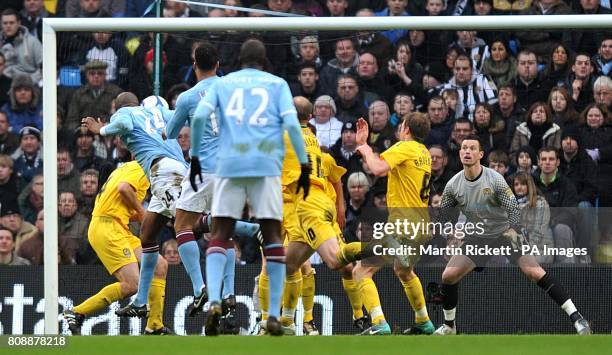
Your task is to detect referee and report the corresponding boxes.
[433,135,591,335]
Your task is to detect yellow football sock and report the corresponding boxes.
[359,278,385,325]
[342,278,364,319]
[281,270,302,326]
[301,270,315,323]
[146,278,166,331]
[401,276,430,323]
[336,242,362,266]
[258,271,269,321]
[74,282,123,316]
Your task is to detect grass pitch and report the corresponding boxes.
[4,335,611,355]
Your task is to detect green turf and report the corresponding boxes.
[3,335,611,355]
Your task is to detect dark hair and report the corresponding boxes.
[239,39,267,68]
[297,61,318,74]
[454,54,473,69]
[452,117,473,131]
[462,134,483,151]
[488,149,509,165]
[429,144,447,157]
[526,102,553,125]
[538,146,559,159]
[1,8,19,19]
[194,42,219,72]
[497,83,516,96]
[0,226,14,241]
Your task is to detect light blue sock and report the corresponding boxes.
[266,261,286,319]
[234,221,259,238]
[222,248,236,298]
[134,252,158,306]
[206,252,226,303]
[178,240,205,296]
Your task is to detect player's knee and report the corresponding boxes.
[441,268,459,285]
[286,262,300,275]
[393,264,414,282]
[341,263,353,279]
[324,258,342,270]
[122,279,139,297]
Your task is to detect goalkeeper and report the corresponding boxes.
[434,136,591,336]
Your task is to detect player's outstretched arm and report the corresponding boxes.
[165,96,189,139]
[333,180,346,229]
[190,100,214,158]
[355,118,390,177]
[117,182,145,222]
[82,114,133,136]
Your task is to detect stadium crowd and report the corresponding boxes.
[0,0,612,266]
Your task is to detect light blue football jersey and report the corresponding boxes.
[166,76,220,173]
[104,106,187,177]
[192,68,297,178]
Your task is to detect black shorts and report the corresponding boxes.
[458,234,528,270]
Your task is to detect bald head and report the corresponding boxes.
[114,92,139,109]
[239,39,267,69]
[293,96,313,123]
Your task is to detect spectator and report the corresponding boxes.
[72,126,113,179]
[346,171,371,224]
[569,0,612,56]
[488,150,512,185]
[287,36,323,83]
[177,126,190,162]
[446,118,474,174]
[564,53,596,112]
[534,147,578,264]
[162,238,181,265]
[512,172,555,264]
[0,154,18,210]
[548,86,581,131]
[452,30,490,73]
[387,39,425,98]
[80,32,130,89]
[57,147,83,199]
[1,74,42,132]
[512,50,554,111]
[473,102,507,158]
[79,169,99,217]
[515,0,571,62]
[493,84,525,146]
[0,199,36,251]
[375,0,410,45]
[289,62,325,103]
[482,39,517,87]
[440,54,498,120]
[411,30,447,69]
[11,126,42,185]
[510,102,562,163]
[559,126,598,259]
[319,38,358,96]
[592,37,611,77]
[429,145,454,197]
[543,43,572,87]
[357,52,393,103]
[579,103,612,233]
[367,100,397,152]
[20,0,50,42]
[593,76,611,109]
[0,8,42,82]
[514,145,538,173]
[0,53,10,107]
[58,191,90,261]
[70,0,113,17]
[66,60,122,132]
[309,95,343,148]
[425,95,453,147]
[354,9,394,67]
[17,173,42,224]
[389,92,414,127]
[166,83,190,109]
[17,209,77,265]
[325,0,348,17]
[0,226,30,265]
[330,121,363,189]
[334,74,374,123]
[0,110,18,155]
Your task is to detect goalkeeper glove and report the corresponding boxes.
[502,228,527,250]
[296,162,311,200]
[189,158,203,192]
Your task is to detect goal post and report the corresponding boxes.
[42,14,612,335]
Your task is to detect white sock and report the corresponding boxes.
[443,308,456,322]
[561,300,578,317]
[416,307,429,320]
